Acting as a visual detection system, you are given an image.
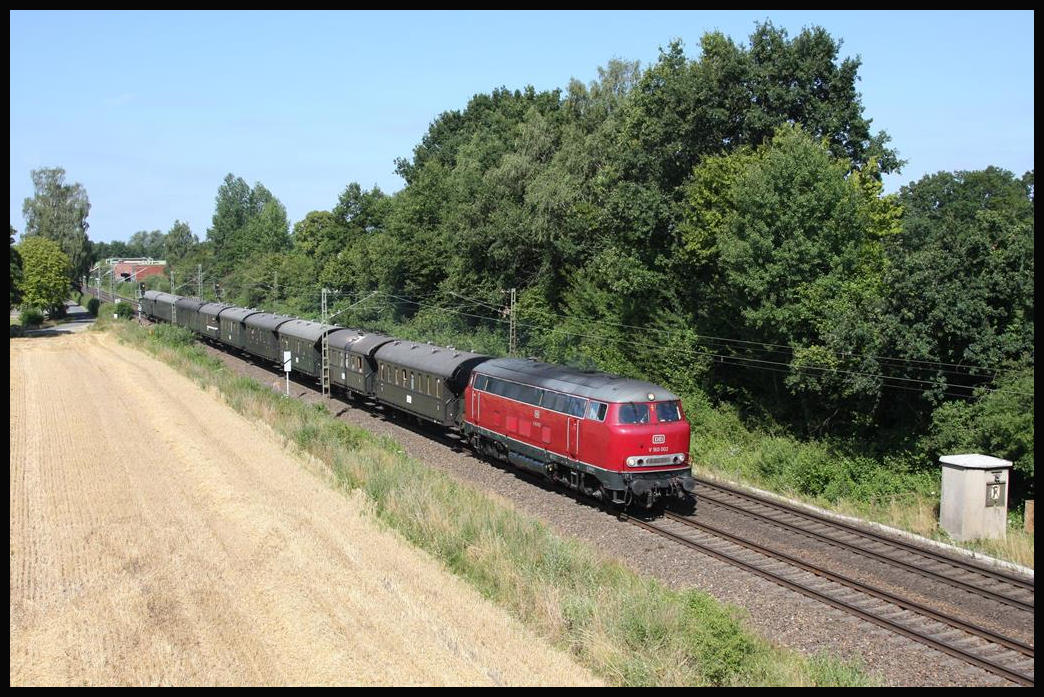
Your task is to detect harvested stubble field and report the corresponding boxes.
[9,331,600,686]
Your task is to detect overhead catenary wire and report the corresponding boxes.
[374,291,1033,399]
[443,289,1028,379]
[157,282,1032,400]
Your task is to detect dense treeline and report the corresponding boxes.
[33,22,1030,508]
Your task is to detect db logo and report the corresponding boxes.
[652,434,665,445]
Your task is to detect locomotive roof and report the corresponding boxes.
[244,312,294,332]
[375,340,490,387]
[278,318,329,343]
[476,358,679,403]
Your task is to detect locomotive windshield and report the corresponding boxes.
[617,403,650,424]
[655,401,682,422]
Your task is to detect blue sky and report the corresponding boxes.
[10,10,1034,244]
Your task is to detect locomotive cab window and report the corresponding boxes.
[655,401,682,423]
[587,401,608,421]
[617,403,651,424]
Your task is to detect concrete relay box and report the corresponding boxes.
[939,454,1012,542]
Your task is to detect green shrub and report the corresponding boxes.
[115,301,134,319]
[20,307,44,328]
[86,297,100,316]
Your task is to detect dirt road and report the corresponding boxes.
[9,332,600,686]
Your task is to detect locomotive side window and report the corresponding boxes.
[567,396,588,418]
[617,403,651,424]
[547,392,566,413]
[587,401,608,421]
[473,374,488,391]
[655,401,681,422]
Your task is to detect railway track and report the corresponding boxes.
[693,477,1035,613]
[621,481,1035,686]
[82,285,139,306]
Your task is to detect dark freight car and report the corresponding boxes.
[374,341,489,426]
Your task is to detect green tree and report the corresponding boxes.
[207,174,290,275]
[21,167,92,284]
[882,168,1034,407]
[10,226,23,308]
[924,368,1034,499]
[127,229,165,258]
[163,220,197,265]
[17,236,72,316]
[678,125,900,430]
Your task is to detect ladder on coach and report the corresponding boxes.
[320,288,331,399]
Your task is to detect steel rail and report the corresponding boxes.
[694,476,1035,592]
[697,489,1034,613]
[621,512,1033,687]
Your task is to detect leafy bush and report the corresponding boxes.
[115,301,134,319]
[20,307,44,327]
[86,297,100,316]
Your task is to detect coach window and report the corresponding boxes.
[410,372,415,391]
[436,379,441,399]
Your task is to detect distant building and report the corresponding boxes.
[90,258,167,283]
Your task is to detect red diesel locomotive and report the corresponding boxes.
[463,358,696,509]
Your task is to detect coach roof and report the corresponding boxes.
[219,307,262,323]
[375,340,489,392]
[244,312,293,332]
[199,302,231,317]
[345,331,396,357]
[144,290,177,305]
[278,318,329,343]
[174,297,205,311]
[476,358,679,403]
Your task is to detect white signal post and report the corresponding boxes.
[283,350,292,396]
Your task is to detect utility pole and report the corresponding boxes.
[198,264,203,300]
[170,271,176,325]
[502,288,517,356]
[320,287,331,399]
